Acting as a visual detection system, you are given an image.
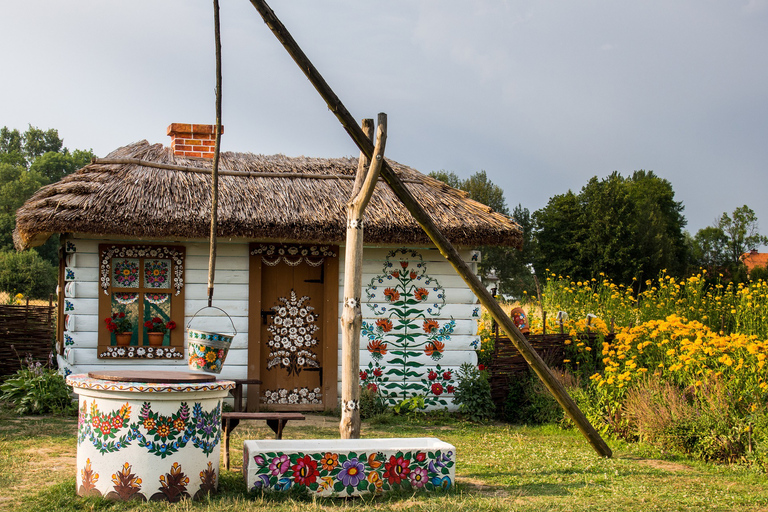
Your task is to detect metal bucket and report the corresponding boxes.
[186,307,237,374]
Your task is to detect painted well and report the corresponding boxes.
[244,437,455,496]
[67,373,234,501]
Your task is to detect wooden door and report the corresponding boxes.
[247,244,338,411]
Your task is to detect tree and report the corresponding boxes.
[716,205,768,266]
[0,125,94,264]
[0,249,57,299]
[690,226,729,269]
[0,163,47,253]
[428,170,533,296]
[29,149,93,183]
[533,171,687,284]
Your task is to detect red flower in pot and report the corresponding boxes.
[144,317,176,346]
[104,311,133,346]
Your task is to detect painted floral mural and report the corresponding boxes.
[250,448,454,496]
[265,290,320,375]
[77,399,221,457]
[363,249,456,407]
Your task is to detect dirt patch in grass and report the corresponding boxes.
[631,458,694,472]
[458,477,514,497]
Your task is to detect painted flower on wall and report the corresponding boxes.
[144,259,170,288]
[362,249,457,408]
[265,290,320,376]
[112,259,139,288]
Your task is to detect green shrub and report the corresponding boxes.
[0,249,57,299]
[359,385,388,419]
[453,363,495,422]
[0,355,75,415]
[502,369,565,425]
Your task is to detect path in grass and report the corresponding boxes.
[2,413,768,511]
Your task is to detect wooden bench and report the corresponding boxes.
[221,379,306,470]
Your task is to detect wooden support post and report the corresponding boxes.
[248,0,612,458]
[339,115,386,439]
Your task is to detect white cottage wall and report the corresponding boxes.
[337,247,480,411]
[59,238,480,412]
[58,238,251,379]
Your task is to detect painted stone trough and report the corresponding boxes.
[244,437,455,496]
[67,371,233,501]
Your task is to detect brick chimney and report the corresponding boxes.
[166,123,223,159]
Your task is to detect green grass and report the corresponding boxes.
[2,411,768,511]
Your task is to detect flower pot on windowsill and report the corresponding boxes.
[147,332,164,346]
[115,332,132,346]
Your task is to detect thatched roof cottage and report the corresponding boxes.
[15,123,520,411]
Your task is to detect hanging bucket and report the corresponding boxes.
[186,306,237,374]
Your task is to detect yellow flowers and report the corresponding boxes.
[587,313,768,408]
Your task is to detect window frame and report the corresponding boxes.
[97,243,185,360]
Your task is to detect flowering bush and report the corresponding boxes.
[526,270,768,462]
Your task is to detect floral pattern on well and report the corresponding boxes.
[363,249,456,407]
[194,461,217,499]
[79,458,101,497]
[261,386,323,405]
[78,400,132,454]
[106,462,144,501]
[144,259,171,289]
[265,290,320,375]
[112,259,140,288]
[77,399,221,458]
[250,448,454,496]
[150,462,190,502]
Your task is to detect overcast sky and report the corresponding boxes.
[3,1,767,246]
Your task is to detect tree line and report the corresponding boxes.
[0,125,94,298]
[430,170,768,297]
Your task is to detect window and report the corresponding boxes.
[97,244,185,359]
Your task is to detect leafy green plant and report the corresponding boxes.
[502,369,567,426]
[0,355,75,415]
[359,385,388,419]
[453,363,495,422]
[393,395,426,416]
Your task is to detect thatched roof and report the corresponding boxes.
[14,140,521,250]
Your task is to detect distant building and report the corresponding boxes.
[740,249,768,272]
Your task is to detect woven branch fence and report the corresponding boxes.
[0,300,56,377]
[489,328,614,409]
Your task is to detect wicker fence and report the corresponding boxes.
[488,330,614,409]
[0,301,56,377]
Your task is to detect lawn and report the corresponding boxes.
[2,412,768,512]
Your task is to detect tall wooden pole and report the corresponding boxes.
[340,115,386,439]
[247,0,612,458]
[208,0,224,307]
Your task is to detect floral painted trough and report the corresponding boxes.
[67,371,234,501]
[244,437,455,497]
